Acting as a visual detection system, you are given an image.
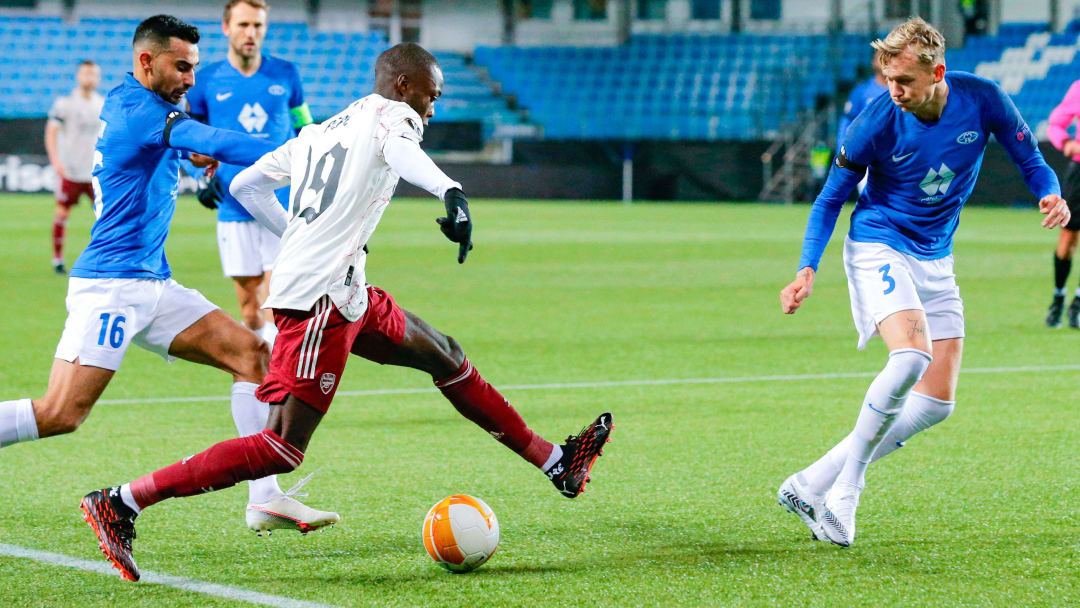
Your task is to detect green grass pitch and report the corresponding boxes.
[0,194,1077,607]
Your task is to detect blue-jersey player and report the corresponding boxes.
[185,0,313,350]
[836,50,888,194]
[836,51,888,152]
[0,17,337,568]
[776,18,1070,548]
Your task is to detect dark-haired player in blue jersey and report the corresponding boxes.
[776,17,1070,548]
[186,0,312,354]
[0,15,337,572]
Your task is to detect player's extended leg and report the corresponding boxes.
[51,197,73,274]
[255,270,277,344]
[816,309,933,547]
[792,337,960,507]
[1048,228,1079,328]
[167,309,336,531]
[0,358,114,448]
[81,395,322,582]
[354,306,612,498]
[232,275,269,333]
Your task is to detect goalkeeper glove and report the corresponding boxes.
[435,187,473,264]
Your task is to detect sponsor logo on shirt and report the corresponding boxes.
[216,91,233,101]
[892,152,914,163]
[956,131,979,144]
[238,102,269,133]
[919,163,955,199]
[268,84,287,96]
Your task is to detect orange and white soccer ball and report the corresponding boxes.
[422,494,500,573]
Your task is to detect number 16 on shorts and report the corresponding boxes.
[96,312,126,348]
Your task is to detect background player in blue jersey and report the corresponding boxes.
[776,18,1070,548]
[836,50,887,193]
[0,16,337,555]
[186,0,313,349]
[836,50,887,152]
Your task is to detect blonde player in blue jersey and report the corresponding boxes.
[0,15,338,542]
[185,0,313,349]
[777,17,1071,547]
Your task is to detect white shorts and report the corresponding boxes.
[54,277,218,370]
[843,237,965,350]
[217,220,281,278]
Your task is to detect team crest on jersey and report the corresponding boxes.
[268,84,287,96]
[319,372,336,394]
[956,131,979,144]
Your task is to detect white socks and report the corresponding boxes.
[119,483,141,515]
[803,391,955,495]
[836,348,932,489]
[541,445,563,472]
[231,382,284,504]
[0,399,39,448]
[257,322,278,349]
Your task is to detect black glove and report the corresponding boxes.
[435,187,473,264]
[196,174,225,210]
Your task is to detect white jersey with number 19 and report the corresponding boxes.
[254,93,425,321]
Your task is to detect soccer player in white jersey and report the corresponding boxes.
[45,60,104,275]
[81,43,613,581]
[777,18,1070,547]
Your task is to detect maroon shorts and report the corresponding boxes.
[256,286,407,413]
[56,179,94,208]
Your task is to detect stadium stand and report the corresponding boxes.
[948,21,1080,140]
[0,15,520,134]
[4,14,1080,144]
[474,33,869,140]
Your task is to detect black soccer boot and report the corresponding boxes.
[1047,294,1065,328]
[81,487,140,581]
[1068,297,1080,329]
[546,413,613,498]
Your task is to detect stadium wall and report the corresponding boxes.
[0,112,1058,205]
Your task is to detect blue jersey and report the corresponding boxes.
[836,76,888,150]
[72,73,279,280]
[185,55,310,222]
[800,72,1060,270]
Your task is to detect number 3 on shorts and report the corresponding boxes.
[96,313,126,349]
[878,264,896,295]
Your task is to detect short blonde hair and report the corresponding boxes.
[871,17,945,66]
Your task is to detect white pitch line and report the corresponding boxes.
[0,542,343,608]
[96,363,1080,406]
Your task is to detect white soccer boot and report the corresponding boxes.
[820,481,861,547]
[777,473,826,541]
[246,472,340,536]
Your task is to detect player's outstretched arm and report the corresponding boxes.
[383,136,472,263]
[781,162,863,314]
[165,114,278,168]
[230,166,290,237]
[988,82,1066,226]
